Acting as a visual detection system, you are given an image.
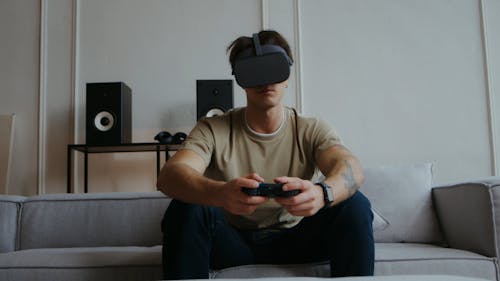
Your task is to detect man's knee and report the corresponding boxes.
[346,192,372,214]
[162,199,219,233]
[333,191,373,228]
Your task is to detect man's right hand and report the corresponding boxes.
[220,173,269,216]
[157,150,268,215]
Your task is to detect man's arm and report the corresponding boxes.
[156,149,220,205]
[275,144,364,216]
[156,149,268,215]
[316,144,365,205]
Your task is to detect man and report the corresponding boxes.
[157,30,374,279]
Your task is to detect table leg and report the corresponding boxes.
[67,145,72,193]
[156,146,160,177]
[84,151,88,193]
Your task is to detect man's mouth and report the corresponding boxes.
[258,86,274,93]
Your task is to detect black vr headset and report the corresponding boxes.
[232,33,293,88]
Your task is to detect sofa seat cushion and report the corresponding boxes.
[208,277,492,281]
[210,262,328,278]
[0,246,163,281]
[212,243,497,280]
[376,243,497,280]
[0,246,161,268]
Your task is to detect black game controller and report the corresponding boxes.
[242,183,300,198]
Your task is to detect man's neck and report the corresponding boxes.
[245,105,284,134]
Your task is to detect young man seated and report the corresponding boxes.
[156,30,374,280]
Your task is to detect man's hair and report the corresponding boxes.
[227,30,294,71]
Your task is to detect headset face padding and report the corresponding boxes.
[234,53,291,88]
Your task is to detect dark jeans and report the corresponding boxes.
[161,191,374,279]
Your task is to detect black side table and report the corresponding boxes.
[67,143,180,193]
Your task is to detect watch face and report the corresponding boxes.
[325,187,334,202]
[318,182,334,204]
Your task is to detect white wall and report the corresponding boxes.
[1,0,499,195]
[0,0,40,195]
[484,0,500,175]
[73,0,263,193]
[301,0,492,183]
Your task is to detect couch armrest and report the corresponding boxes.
[432,177,500,257]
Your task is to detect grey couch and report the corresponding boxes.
[0,163,499,281]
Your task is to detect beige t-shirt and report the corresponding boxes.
[181,106,341,229]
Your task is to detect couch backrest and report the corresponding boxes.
[18,192,170,250]
[4,163,443,251]
[0,195,25,253]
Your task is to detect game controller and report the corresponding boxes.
[242,183,300,198]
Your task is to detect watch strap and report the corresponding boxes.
[316,181,334,209]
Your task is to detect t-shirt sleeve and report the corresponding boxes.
[311,118,343,159]
[179,119,215,166]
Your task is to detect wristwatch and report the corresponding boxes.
[316,181,334,209]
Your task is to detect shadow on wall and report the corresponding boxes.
[86,153,157,193]
[159,102,196,133]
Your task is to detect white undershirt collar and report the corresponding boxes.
[245,108,286,137]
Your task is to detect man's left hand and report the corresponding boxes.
[273,176,324,216]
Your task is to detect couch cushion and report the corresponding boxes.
[375,243,497,280]
[432,181,499,258]
[210,277,492,281]
[0,195,25,253]
[19,192,170,249]
[212,243,497,280]
[0,246,162,281]
[0,246,161,268]
[360,163,443,243]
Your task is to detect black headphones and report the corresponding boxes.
[154,131,187,145]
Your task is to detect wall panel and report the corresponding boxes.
[3,0,499,194]
[73,0,261,192]
[483,0,500,176]
[300,0,491,184]
[0,0,40,195]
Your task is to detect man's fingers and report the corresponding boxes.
[274,177,305,192]
[232,196,268,215]
[274,176,300,184]
[240,195,268,205]
[279,197,320,217]
[275,191,311,206]
[246,173,265,182]
[282,181,304,191]
[234,177,260,188]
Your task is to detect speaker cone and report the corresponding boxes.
[205,108,225,118]
[94,111,115,132]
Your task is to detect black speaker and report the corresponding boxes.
[86,82,132,145]
[196,80,233,120]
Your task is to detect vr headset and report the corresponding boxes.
[232,33,293,88]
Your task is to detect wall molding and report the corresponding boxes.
[39,0,80,193]
[259,0,303,112]
[479,0,497,175]
[38,0,48,194]
[261,0,269,30]
[71,0,81,192]
[293,0,303,113]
